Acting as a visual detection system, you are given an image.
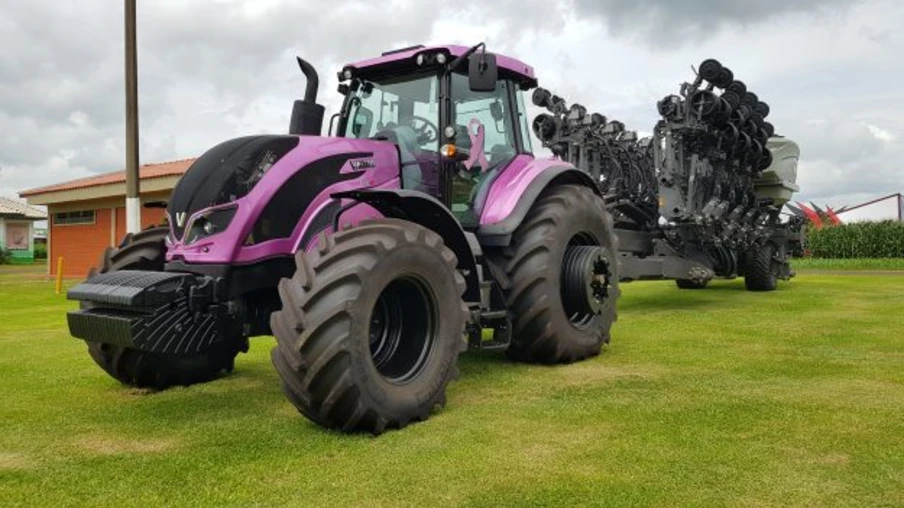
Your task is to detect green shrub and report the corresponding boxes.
[33,243,47,260]
[807,221,904,258]
[0,248,11,265]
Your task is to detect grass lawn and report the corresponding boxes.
[792,257,904,271]
[1,264,903,507]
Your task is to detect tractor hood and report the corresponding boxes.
[165,134,401,265]
[168,136,300,240]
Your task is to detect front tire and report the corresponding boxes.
[270,220,468,434]
[84,226,243,389]
[491,185,620,364]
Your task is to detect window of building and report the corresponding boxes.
[54,210,95,225]
[5,223,29,250]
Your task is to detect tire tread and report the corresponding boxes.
[271,219,468,434]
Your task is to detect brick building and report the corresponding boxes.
[19,159,193,277]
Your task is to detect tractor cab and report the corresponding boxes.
[335,44,537,226]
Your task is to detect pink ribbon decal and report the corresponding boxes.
[464,118,489,172]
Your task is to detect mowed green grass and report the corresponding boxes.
[793,257,904,271]
[1,264,903,507]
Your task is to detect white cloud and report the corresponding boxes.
[1,0,902,210]
[864,123,895,142]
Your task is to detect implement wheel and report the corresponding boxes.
[744,242,779,291]
[271,220,468,434]
[676,279,709,290]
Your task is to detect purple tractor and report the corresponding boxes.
[67,43,620,433]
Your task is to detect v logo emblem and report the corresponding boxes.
[175,212,187,228]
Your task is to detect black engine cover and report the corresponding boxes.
[168,135,299,239]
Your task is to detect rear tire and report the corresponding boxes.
[271,220,468,434]
[491,185,620,364]
[744,242,778,291]
[676,278,709,290]
[85,226,243,389]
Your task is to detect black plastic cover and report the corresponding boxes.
[168,135,299,239]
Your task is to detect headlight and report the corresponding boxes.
[184,206,237,245]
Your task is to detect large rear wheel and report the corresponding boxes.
[271,220,468,434]
[84,227,244,389]
[490,185,620,364]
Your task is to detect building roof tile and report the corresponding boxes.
[0,196,47,219]
[19,158,195,198]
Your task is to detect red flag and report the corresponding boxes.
[825,206,842,226]
[796,202,823,229]
[810,202,836,227]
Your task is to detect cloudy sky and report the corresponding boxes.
[2,0,902,208]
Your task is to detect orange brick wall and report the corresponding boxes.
[50,208,112,277]
[113,207,166,245]
[144,208,166,229]
[50,205,168,278]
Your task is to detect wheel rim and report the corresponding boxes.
[560,233,611,329]
[767,244,781,282]
[368,276,437,384]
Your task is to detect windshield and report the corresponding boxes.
[342,73,440,152]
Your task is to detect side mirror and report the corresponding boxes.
[352,105,373,138]
[469,52,498,92]
[489,101,504,121]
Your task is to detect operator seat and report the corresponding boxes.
[372,126,424,191]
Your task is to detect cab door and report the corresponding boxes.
[447,74,526,227]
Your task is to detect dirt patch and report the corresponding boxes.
[0,452,34,470]
[72,435,179,456]
[492,420,612,479]
[819,453,850,466]
[555,361,667,387]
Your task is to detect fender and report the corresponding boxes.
[331,189,481,303]
[477,163,601,247]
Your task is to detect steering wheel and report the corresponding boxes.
[409,115,439,145]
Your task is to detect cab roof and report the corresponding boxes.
[343,44,537,89]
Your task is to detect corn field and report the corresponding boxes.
[807,221,904,258]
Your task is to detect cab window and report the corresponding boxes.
[448,74,519,226]
[343,74,440,152]
[450,73,518,169]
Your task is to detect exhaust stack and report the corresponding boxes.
[288,56,325,136]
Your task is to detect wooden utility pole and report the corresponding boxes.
[124,0,141,233]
